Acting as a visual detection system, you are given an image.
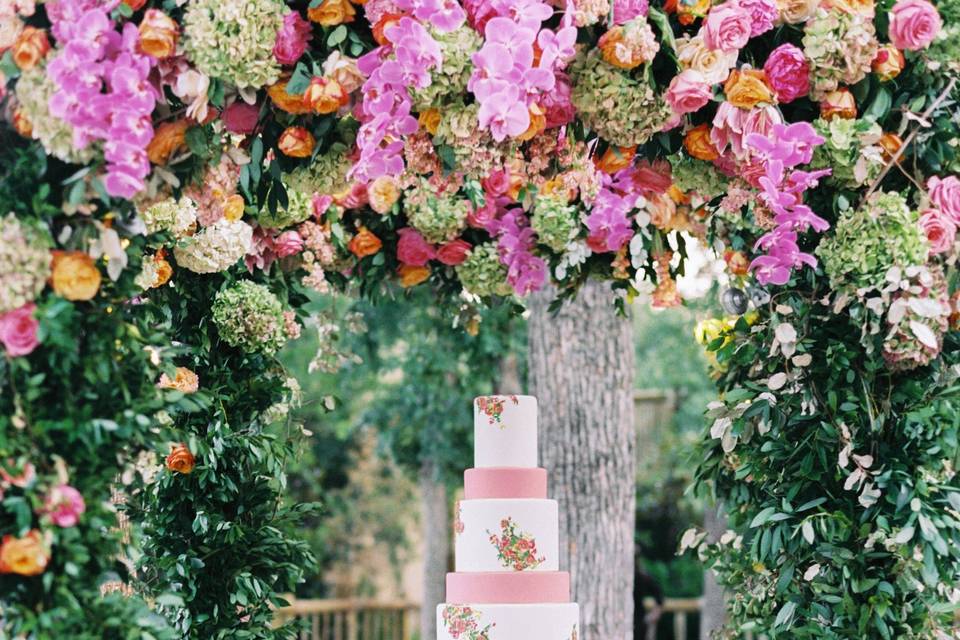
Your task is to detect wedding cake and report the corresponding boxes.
[437,395,580,640]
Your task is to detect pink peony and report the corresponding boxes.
[928,175,960,225]
[222,101,260,135]
[735,0,777,36]
[396,227,436,266]
[889,0,941,51]
[44,484,86,528]
[703,3,753,52]
[665,69,713,116]
[763,43,809,103]
[436,239,472,265]
[0,303,39,357]
[273,11,313,65]
[919,209,957,255]
[275,230,304,258]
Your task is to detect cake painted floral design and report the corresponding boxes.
[454,501,465,535]
[441,605,495,640]
[487,517,546,571]
[476,395,519,428]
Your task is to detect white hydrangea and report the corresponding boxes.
[141,197,199,237]
[173,219,253,274]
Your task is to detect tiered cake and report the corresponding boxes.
[437,395,580,640]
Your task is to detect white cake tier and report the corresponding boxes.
[437,603,579,640]
[474,395,538,468]
[455,499,558,573]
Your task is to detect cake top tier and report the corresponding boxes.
[474,395,538,468]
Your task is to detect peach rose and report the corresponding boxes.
[724,69,776,109]
[949,291,960,330]
[776,0,818,23]
[139,10,179,59]
[0,530,49,576]
[418,108,441,135]
[165,443,195,474]
[684,123,720,161]
[12,108,32,138]
[268,78,312,115]
[348,226,382,258]
[147,120,189,165]
[819,88,857,120]
[596,146,637,174]
[12,26,49,71]
[308,0,356,25]
[322,51,365,93]
[51,251,102,301]
[368,176,401,214]
[303,76,349,114]
[649,192,678,230]
[398,264,431,287]
[872,44,905,81]
[158,367,200,393]
[278,126,316,158]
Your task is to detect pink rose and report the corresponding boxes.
[312,193,334,218]
[763,44,810,103]
[703,3,752,52]
[336,182,368,210]
[273,11,313,65]
[928,175,960,225]
[482,169,513,197]
[889,0,941,51]
[919,209,957,255]
[43,484,85,528]
[665,69,713,116]
[275,230,304,258]
[396,228,436,266]
[221,101,260,135]
[468,199,499,229]
[735,0,777,35]
[0,303,39,357]
[436,239,472,266]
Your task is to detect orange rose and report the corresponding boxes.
[418,108,441,135]
[516,104,546,142]
[819,88,857,120]
[878,132,904,162]
[278,126,316,158]
[303,76,349,115]
[165,443,195,474]
[147,120,189,165]
[372,13,403,45]
[596,146,637,174]
[723,249,750,276]
[138,10,179,59]
[598,28,635,69]
[398,264,430,288]
[158,367,199,393]
[51,251,102,301]
[684,124,719,161]
[308,0,356,25]
[0,531,49,576]
[668,184,690,205]
[724,69,776,109]
[12,27,49,71]
[12,109,32,138]
[872,44,905,82]
[368,176,401,214]
[348,227,383,258]
[268,79,311,115]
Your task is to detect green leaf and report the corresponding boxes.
[327,25,348,47]
[286,63,312,95]
[865,86,893,123]
[774,601,797,629]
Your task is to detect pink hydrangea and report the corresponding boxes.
[928,175,960,225]
[665,69,713,116]
[44,484,86,528]
[0,303,39,357]
[889,0,941,51]
[273,11,313,66]
[919,209,957,255]
[763,44,810,103]
[703,3,752,53]
[396,228,437,266]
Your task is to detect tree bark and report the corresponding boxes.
[700,505,728,640]
[420,460,449,640]
[528,281,637,640]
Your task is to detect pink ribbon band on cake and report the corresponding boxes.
[463,467,548,499]
[446,571,570,604]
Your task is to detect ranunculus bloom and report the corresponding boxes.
[308,0,356,25]
[0,303,39,357]
[436,239,472,266]
[158,367,200,393]
[762,43,809,103]
[278,126,315,158]
[147,120,190,165]
[684,123,720,161]
[820,88,857,120]
[275,230,304,257]
[724,68,776,109]
[273,11,313,66]
[396,228,436,266]
[303,76,349,115]
[268,78,311,115]
[12,26,48,70]
[398,264,431,287]
[0,530,49,576]
[889,0,941,51]
[348,226,383,258]
[665,69,713,116]
[43,484,86,528]
[596,146,637,174]
[872,44,905,81]
[222,101,260,135]
[51,251,102,302]
[166,444,196,474]
[368,176,401,214]
[138,10,179,59]
[919,209,957,255]
[928,175,960,224]
[703,3,752,52]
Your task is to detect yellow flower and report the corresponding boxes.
[418,108,441,135]
[695,318,727,346]
[278,126,316,158]
[223,194,246,222]
[398,264,430,288]
[51,251,102,301]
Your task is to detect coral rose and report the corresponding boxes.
[368,176,401,214]
[43,484,86,528]
[398,264,431,287]
[596,146,637,174]
[147,120,189,165]
[703,3,752,52]
[436,239,472,266]
[763,43,809,103]
[665,69,713,116]
[724,69,776,109]
[222,101,260,135]
[158,367,200,393]
[166,443,195,474]
[138,10,179,59]
[396,228,436,266]
[0,530,49,576]
[51,251,101,301]
[0,303,40,357]
[819,89,857,120]
[12,26,48,70]
[348,226,383,258]
[872,44,905,81]
[919,209,956,255]
[268,79,311,114]
[684,124,720,161]
[308,0,356,25]
[278,126,315,158]
[889,0,941,51]
[303,76,349,114]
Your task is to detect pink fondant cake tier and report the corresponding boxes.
[446,571,570,604]
[438,603,579,640]
[464,467,548,499]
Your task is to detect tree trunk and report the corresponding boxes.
[420,460,449,640]
[497,353,522,395]
[528,281,637,640]
[700,505,728,640]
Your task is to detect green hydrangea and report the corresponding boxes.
[456,242,511,297]
[257,188,312,229]
[817,192,929,291]
[669,155,728,201]
[434,103,504,179]
[403,180,471,243]
[15,63,95,164]
[410,25,482,109]
[811,118,885,189]
[212,280,288,355]
[285,144,353,197]
[569,49,672,147]
[532,195,580,252]
[802,8,878,100]
[183,0,285,90]
[0,214,50,314]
